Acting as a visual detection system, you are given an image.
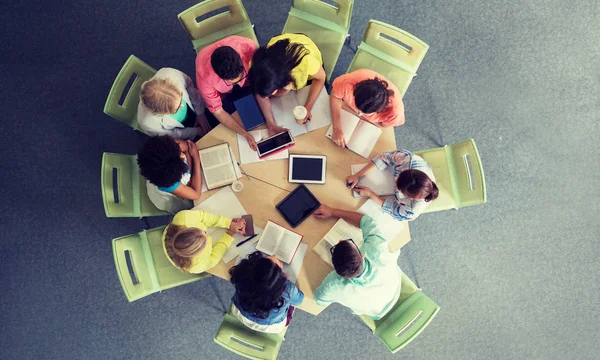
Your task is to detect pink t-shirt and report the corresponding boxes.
[331,69,405,127]
[195,36,258,113]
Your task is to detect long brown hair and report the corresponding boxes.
[396,170,439,202]
[164,225,207,271]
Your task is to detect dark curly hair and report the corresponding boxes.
[210,46,244,81]
[353,77,394,114]
[247,38,309,97]
[137,135,187,188]
[229,251,289,319]
[331,241,364,278]
[397,169,439,202]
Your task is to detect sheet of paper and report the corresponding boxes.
[325,109,360,144]
[192,187,248,259]
[296,86,332,132]
[237,130,289,164]
[271,94,307,137]
[221,226,263,264]
[347,121,382,158]
[357,199,405,242]
[236,242,308,283]
[351,163,396,198]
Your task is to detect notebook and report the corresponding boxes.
[312,219,364,268]
[255,220,303,264]
[237,129,289,164]
[350,163,396,198]
[271,86,332,137]
[325,110,382,158]
[198,143,238,189]
[234,94,266,130]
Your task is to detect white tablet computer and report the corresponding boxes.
[288,154,327,184]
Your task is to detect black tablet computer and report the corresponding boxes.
[276,184,321,228]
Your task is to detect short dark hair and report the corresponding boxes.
[137,135,187,188]
[331,241,363,278]
[353,78,394,114]
[229,251,288,319]
[210,46,244,80]
[247,39,308,97]
[396,169,439,202]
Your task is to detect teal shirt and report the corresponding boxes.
[169,98,188,123]
[314,215,402,320]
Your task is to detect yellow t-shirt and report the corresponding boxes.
[267,33,323,90]
[162,210,233,274]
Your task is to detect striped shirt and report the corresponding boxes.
[371,150,436,221]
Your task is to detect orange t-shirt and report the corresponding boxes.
[331,69,405,127]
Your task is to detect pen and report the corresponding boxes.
[236,234,258,247]
[345,145,349,149]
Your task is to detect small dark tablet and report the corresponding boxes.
[276,184,321,228]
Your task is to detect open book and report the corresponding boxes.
[255,220,303,264]
[313,219,364,267]
[237,129,289,165]
[235,241,308,283]
[325,110,382,158]
[271,86,332,137]
[351,163,396,198]
[198,143,238,190]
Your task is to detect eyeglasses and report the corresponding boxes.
[330,238,361,256]
[224,70,247,87]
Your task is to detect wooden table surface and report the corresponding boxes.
[195,123,410,315]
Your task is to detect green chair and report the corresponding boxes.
[101,152,169,217]
[214,306,288,360]
[178,0,259,52]
[113,225,211,302]
[347,20,429,96]
[415,139,487,213]
[104,55,156,131]
[360,271,439,353]
[282,0,353,80]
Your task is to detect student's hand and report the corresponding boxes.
[301,108,312,124]
[332,126,346,147]
[354,185,375,198]
[346,174,360,189]
[228,218,246,235]
[244,133,258,151]
[187,140,199,159]
[313,204,334,219]
[267,124,288,137]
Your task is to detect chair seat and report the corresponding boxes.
[415,147,457,213]
[283,15,347,79]
[192,22,258,52]
[348,51,415,97]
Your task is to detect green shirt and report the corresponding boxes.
[314,215,402,320]
[169,98,188,123]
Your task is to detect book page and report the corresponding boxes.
[325,109,360,144]
[313,219,364,267]
[351,164,396,198]
[313,237,336,267]
[357,199,405,242]
[256,221,283,255]
[235,242,308,283]
[199,144,231,169]
[296,86,332,133]
[237,130,289,165]
[346,121,383,158]
[203,164,236,189]
[275,230,302,264]
[271,94,307,137]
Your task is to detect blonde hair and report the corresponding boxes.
[140,78,182,114]
[164,226,207,271]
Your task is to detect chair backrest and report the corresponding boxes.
[113,228,162,302]
[291,0,353,31]
[448,139,486,208]
[113,226,209,302]
[375,291,440,353]
[101,152,168,217]
[362,20,428,74]
[214,313,285,360]
[104,55,156,129]
[178,0,254,49]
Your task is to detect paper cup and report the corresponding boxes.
[232,181,243,193]
[293,106,308,125]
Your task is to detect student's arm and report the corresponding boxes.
[313,204,364,228]
[287,282,305,306]
[256,95,288,136]
[180,71,205,111]
[172,141,203,200]
[302,67,326,121]
[314,273,339,306]
[194,210,233,229]
[212,108,257,151]
[329,95,346,147]
[345,161,377,189]
[381,198,418,221]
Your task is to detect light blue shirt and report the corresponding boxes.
[314,215,402,320]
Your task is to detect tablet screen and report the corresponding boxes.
[291,158,323,181]
[276,185,320,228]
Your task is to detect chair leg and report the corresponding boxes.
[344,34,357,53]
